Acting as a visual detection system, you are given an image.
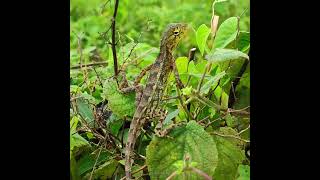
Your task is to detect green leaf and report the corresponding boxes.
[102,79,136,118]
[77,150,110,175]
[205,48,249,63]
[200,71,226,94]
[76,98,95,126]
[70,133,90,152]
[213,129,245,180]
[83,159,118,179]
[237,31,250,52]
[237,165,250,180]
[70,116,79,134]
[196,24,211,56]
[107,116,123,136]
[175,57,189,74]
[146,121,218,180]
[164,109,180,124]
[81,91,98,105]
[70,153,80,180]
[213,17,238,49]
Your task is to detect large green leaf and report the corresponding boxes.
[212,127,246,180]
[77,150,110,176]
[76,98,95,126]
[213,17,238,49]
[196,24,211,56]
[102,79,136,118]
[205,48,249,63]
[146,121,218,180]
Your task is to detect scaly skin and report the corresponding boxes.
[124,23,188,179]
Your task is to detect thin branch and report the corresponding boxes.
[166,171,178,180]
[162,96,179,101]
[176,86,193,120]
[197,63,211,92]
[193,91,222,110]
[89,133,109,180]
[197,115,211,124]
[189,167,212,180]
[111,0,120,77]
[70,62,108,69]
[100,0,111,14]
[70,96,82,101]
[73,31,89,85]
[204,117,222,129]
[228,57,249,108]
[211,132,250,143]
[237,124,250,135]
[93,67,103,87]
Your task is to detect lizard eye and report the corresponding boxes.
[174,31,180,36]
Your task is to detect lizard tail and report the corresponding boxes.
[125,118,140,180]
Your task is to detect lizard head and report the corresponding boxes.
[160,23,188,52]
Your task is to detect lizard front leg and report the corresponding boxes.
[133,64,153,86]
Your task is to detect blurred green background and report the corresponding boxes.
[70,0,249,66]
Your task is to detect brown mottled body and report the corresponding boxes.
[124,23,187,179]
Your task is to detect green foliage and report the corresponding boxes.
[102,79,136,118]
[206,48,249,63]
[196,24,211,56]
[200,71,226,94]
[213,17,238,49]
[70,0,250,179]
[146,121,218,180]
[75,98,95,126]
[213,128,246,180]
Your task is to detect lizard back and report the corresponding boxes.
[125,23,188,179]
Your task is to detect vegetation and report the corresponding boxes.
[70,0,250,179]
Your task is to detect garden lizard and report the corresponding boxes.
[124,23,188,179]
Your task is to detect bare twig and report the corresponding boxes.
[70,96,82,101]
[204,117,222,129]
[237,124,250,135]
[162,96,179,101]
[197,115,211,124]
[166,171,178,180]
[227,57,249,108]
[211,132,250,143]
[92,67,103,87]
[111,0,120,76]
[73,31,89,85]
[172,59,185,89]
[189,167,212,180]
[197,63,211,92]
[176,86,193,120]
[165,167,212,180]
[89,134,109,180]
[70,62,108,69]
[100,0,111,14]
[193,91,222,110]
